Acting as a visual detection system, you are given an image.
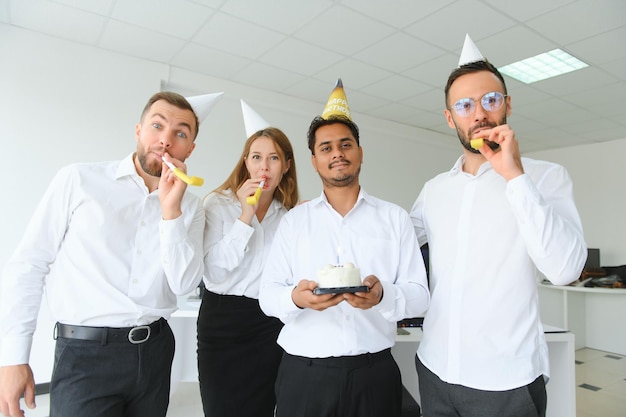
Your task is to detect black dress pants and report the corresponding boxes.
[197,291,283,417]
[415,355,547,417]
[275,348,403,417]
[50,319,174,417]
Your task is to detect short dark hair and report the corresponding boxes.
[140,91,200,140]
[307,115,360,154]
[444,60,508,109]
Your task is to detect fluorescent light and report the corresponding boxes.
[498,49,588,84]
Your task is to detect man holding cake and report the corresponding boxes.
[259,79,430,417]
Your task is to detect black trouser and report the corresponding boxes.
[416,355,547,417]
[50,318,174,417]
[197,291,283,417]
[275,349,403,417]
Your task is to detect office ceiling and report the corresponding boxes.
[3,0,625,153]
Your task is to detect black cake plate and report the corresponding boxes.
[313,285,369,295]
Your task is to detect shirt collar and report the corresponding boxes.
[115,153,138,180]
[312,186,376,210]
[450,154,493,177]
[450,155,465,174]
[116,153,156,194]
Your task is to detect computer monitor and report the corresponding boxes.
[584,248,600,270]
[420,243,429,280]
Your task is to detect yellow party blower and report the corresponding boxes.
[161,157,204,186]
[246,178,266,205]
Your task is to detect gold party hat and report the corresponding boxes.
[321,78,351,120]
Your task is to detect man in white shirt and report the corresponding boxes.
[409,35,587,417]
[0,91,221,417]
[259,79,430,417]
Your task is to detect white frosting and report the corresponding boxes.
[317,262,361,288]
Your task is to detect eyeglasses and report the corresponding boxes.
[449,91,507,117]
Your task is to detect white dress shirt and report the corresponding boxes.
[203,190,287,298]
[410,156,586,391]
[0,154,204,365]
[259,188,430,358]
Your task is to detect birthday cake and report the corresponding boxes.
[317,262,362,288]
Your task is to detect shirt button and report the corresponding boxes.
[132,279,138,284]
[137,249,142,255]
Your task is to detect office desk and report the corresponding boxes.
[538,282,626,354]
[392,327,575,417]
[170,296,575,417]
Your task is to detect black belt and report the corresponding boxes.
[54,318,165,345]
[286,348,392,368]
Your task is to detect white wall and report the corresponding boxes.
[526,139,626,266]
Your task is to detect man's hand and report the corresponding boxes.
[159,154,187,220]
[291,280,344,311]
[0,364,36,417]
[475,124,524,181]
[343,275,384,310]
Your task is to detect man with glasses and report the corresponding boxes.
[409,34,586,417]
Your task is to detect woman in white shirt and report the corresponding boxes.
[198,126,299,417]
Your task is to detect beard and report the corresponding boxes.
[319,160,361,188]
[456,114,507,154]
[136,149,162,177]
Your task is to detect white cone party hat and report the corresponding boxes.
[186,92,224,123]
[241,100,271,138]
[458,33,485,67]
